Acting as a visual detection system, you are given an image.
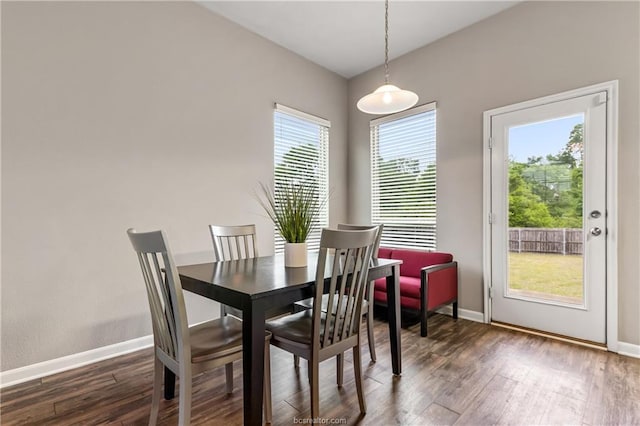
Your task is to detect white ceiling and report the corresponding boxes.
[198,1,519,78]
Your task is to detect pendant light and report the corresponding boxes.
[357,0,418,115]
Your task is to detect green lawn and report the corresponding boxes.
[508,252,583,301]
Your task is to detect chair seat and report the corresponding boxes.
[294,294,369,312]
[189,316,271,363]
[267,310,345,347]
[189,316,243,363]
[267,310,314,346]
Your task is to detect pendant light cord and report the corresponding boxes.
[357,0,418,114]
[384,0,389,84]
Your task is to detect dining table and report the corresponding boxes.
[172,252,402,426]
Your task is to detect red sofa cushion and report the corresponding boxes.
[374,276,421,299]
[390,249,453,278]
[374,290,421,311]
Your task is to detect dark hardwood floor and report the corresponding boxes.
[2,314,639,425]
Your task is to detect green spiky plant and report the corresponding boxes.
[257,181,328,243]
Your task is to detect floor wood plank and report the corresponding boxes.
[2,314,639,425]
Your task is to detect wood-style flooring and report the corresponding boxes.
[2,314,639,425]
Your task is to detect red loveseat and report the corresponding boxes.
[374,247,458,337]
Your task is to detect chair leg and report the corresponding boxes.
[178,366,192,426]
[453,301,458,320]
[336,354,344,387]
[149,357,163,426]
[367,300,376,362]
[225,362,234,394]
[310,359,320,419]
[353,345,366,414]
[294,355,300,368]
[264,343,272,423]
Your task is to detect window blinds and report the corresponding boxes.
[371,103,437,249]
[273,104,330,253]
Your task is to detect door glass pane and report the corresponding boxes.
[507,114,584,305]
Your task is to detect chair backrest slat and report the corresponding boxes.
[314,228,377,350]
[337,223,384,260]
[342,247,365,338]
[154,253,180,356]
[336,248,354,341]
[128,229,189,364]
[321,251,340,348]
[137,253,170,353]
[141,253,170,355]
[209,224,258,261]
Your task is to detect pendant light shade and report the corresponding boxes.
[357,84,419,115]
[357,0,418,115]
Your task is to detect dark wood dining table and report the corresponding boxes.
[174,252,402,426]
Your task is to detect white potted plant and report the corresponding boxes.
[257,181,327,267]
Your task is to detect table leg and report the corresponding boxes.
[386,264,402,375]
[164,366,175,399]
[242,305,266,426]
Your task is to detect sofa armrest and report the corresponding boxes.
[420,261,458,276]
[420,261,458,310]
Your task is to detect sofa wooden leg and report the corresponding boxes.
[420,308,428,337]
[453,301,458,320]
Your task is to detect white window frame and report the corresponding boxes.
[370,102,437,250]
[273,103,330,253]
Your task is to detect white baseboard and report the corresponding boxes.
[436,306,484,323]
[617,341,640,358]
[0,334,153,389]
[444,309,640,359]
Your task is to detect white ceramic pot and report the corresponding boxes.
[284,242,307,267]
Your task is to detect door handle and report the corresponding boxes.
[590,227,602,236]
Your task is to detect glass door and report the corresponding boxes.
[489,92,607,343]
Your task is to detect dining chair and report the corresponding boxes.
[293,223,383,365]
[266,227,378,418]
[209,224,259,261]
[209,224,259,318]
[127,228,271,426]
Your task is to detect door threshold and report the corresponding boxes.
[491,321,607,351]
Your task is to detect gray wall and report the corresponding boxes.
[1,2,348,370]
[2,0,638,373]
[348,1,639,344]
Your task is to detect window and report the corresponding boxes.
[273,104,329,253]
[371,103,437,249]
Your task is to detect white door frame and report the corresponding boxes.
[482,81,619,352]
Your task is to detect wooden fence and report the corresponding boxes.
[509,228,583,255]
